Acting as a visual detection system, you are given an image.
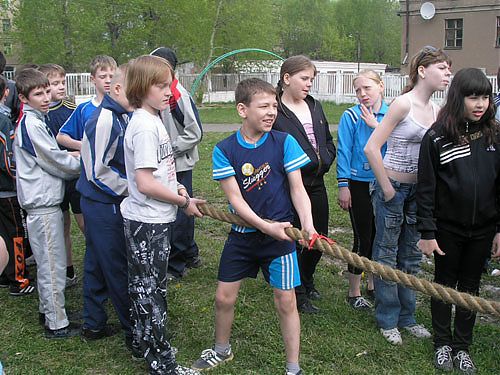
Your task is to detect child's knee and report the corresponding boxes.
[274,290,297,314]
[215,289,238,310]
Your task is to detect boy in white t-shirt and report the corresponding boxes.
[121,55,204,375]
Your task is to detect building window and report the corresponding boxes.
[445,19,463,49]
[3,42,12,55]
[497,17,500,47]
[2,18,10,32]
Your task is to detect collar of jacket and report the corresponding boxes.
[102,94,129,116]
[22,104,46,120]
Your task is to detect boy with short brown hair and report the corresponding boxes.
[39,63,81,287]
[14,68,81,338]
[193,78,315,375]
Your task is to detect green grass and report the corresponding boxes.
[1,132,499,374]
[198,102,351,125]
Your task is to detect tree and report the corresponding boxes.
[333,0,401,66]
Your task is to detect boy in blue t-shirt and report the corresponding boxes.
[56,55,117,151]
[193,79,315,375]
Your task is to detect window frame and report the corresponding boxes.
[444,18,463,50]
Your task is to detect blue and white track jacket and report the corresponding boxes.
[336,103,388,187]
[77,94,130,204]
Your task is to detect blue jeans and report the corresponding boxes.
[371,179,422,330]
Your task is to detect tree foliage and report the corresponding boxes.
[10,0,401,72]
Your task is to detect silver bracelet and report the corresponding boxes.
[179,195,190,210]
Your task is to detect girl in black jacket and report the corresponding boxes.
[273,55,335,314]
[417,68,500,374]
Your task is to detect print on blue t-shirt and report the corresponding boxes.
[213,130,310,232]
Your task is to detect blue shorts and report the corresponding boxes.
[218,231,300,290]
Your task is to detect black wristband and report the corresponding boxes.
[179,195,190,210]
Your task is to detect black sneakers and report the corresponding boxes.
[192,347,234,370]
[9,281,35,296]
[434,345,453,372]
[346,296,373,310]
[186,256,202,269]
[45,322,81,339]
[305,287,321,300]
[453,350,477,374]
[39,311,83,326]
[81,325,119,341]
[297,299,320,314]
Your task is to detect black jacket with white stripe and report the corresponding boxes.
[417,121,500,240]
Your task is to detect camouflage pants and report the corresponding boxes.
[124,219,177,374]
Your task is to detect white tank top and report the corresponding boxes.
[383,95,439,174]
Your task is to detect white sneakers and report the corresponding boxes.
[380,324,431,345]
[380,328,403,345]
[403,324,432,338]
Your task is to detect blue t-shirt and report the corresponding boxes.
[46,100,76,138]
[59,98,98,141]
[213,129,310,232]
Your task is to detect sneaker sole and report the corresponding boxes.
[192,353,234,371]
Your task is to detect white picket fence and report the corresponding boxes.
[5,70,499,105]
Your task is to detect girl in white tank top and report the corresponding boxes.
[364,46,452,345]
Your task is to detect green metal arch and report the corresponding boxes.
[190,48,284,96]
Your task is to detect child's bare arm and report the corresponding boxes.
[287,169,316,238]
[135,168,204,217]
[220,176,292,241]
[56,132,82,151]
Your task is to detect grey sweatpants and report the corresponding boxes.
[26,206,69,330]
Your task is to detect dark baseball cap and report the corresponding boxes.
[150,47,178,70]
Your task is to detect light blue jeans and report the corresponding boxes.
[371,179,422,330]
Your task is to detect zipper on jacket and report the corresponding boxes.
[467,122,477,227]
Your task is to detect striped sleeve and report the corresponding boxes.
[283,134,310,173]
[212,145,235,180]
[59,102,85,140]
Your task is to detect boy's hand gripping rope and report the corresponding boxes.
[198,203,500,317]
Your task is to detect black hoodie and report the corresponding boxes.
[273,95,336,186]
[417,120,500,239]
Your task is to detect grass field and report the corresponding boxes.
[198,102,351,125]
[0,132,499,374]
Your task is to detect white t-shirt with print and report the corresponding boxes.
[121,108,178,223]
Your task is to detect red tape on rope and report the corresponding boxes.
[308,233,335,250]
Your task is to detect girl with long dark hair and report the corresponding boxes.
[417,68,500,374]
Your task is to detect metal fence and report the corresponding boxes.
[5,70,498,105]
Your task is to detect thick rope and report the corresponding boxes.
[198,203,500,317]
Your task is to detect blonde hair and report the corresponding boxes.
[353,69,384,97]
[89,55,117,76]
[111,63,128,86]
[353,69,383,86]
[125,55,173,109]
[38,63,66,79]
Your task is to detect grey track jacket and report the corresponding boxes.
[14,105,80,212]
[161,81,202,172]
